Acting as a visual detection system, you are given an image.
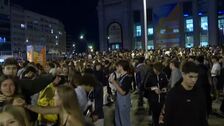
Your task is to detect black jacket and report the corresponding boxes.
[145,72,168,103]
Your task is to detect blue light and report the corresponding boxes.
[0,37,6,43]
[198,12,203,16]
[218,10,224,15]
[184,13,189,17]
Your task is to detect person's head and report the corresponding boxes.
[181,61,199,89]
[196,56,204,64]
[61,64,69,76]
[68,71,82,88]
[54,86,84,124]
[169,59,180,70]
[0,75,17,97]
[115,60,130,74]
[0,105,26,126]
[211,56,219,64]
[138,56,145,64]
[2,58,18,77]
[153,62,163,75]
[22,66,38,79]
[95,62,102,71]
[79,74,98,92]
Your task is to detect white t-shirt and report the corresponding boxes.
[211,62,221,77]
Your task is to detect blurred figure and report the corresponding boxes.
[169,59,182,88]
[26,85,89,126]
[0,105,30,126]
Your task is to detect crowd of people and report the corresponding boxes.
[0,46,224,126]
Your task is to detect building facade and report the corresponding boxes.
[0,0,11,52]
[1,0,66,58]
[97,0,224,51]
[11,5,66,56]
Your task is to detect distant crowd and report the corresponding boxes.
[0,46,224,126]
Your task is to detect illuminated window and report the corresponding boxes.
[200,35,208,47]
[185,35,194,48]
[160,29,166,34]
[173,28,179,33]
[21,24,25,28]
[201,16,208,31]
[0,37,6,43]
[136,25,141,37]
[51,29,54,34]
[218,16,224,29]
[147,40,154,49]
[148,27,153,35]
[55,36,58,39]
[185,19,194,32]
[135,41,142,49]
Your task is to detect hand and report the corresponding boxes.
[52,76,61,86]
[108,73,115,83]
[92,115,99,122]
[155,89,161,94]
[0,94,7,102]
[12,97,26,106]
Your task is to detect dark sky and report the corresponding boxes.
[12,0,99,48]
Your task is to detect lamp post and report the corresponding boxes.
[143,0,148,51]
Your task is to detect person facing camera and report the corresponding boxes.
[163,61,208,126]
[0,75,25,111]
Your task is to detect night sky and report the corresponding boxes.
[12,0,99,48]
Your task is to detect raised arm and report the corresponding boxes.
[25,105,60,115]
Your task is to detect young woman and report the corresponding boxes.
[109,60,133,126]
[26,85,90,126]
[0,105,30,126]
[0,75,25,110]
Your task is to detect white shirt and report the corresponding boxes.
[75,86,88,112]
[211,62,221,77]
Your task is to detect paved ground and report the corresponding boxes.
[104,93,224,126]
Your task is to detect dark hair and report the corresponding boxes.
[211,56,219,61]
[181,61,199,74]
[138,57,145,63]
[153,62,163,73]
[0,75,18,95]
[3,58,18,67]
[80,73,98,87]
[116,60,130,72]
[170,59,180,68]
[196,56,204,64]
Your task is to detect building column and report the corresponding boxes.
[97,2,107,51]
[193,0,200,46]
[179,2,185,48]
[122,0,132,50]
[208,0,218,46]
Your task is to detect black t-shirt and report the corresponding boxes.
[164,82,208,126]
[119,75,132,95]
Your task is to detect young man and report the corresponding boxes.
[1,57,53,103]
[164,61,208,126]
[145,62,168,126]
[109,60,132,126]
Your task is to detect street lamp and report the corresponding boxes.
[80,34,84,40]
[143,0,148,51]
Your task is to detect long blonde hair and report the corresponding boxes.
[56,85,85,125]
[3,105,30,126]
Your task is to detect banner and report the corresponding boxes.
[27,45,46,66]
